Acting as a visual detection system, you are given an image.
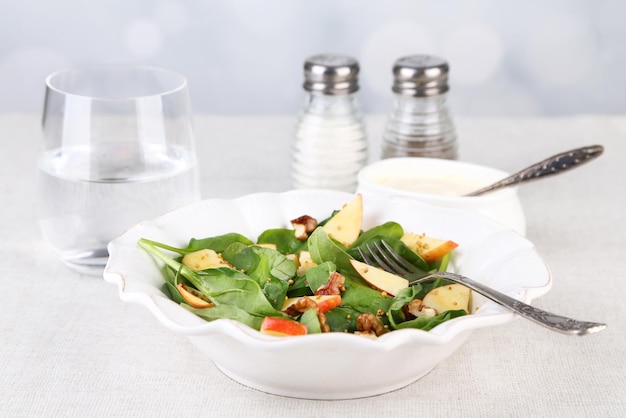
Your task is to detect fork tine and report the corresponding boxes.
[359,240,418,277]
[357,245,376,266]
[379,241,419,275]
[370,241,414,276]
[361,242,386,268]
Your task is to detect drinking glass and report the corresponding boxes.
[38,65,201,275]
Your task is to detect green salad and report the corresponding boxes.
[138,195,469,337]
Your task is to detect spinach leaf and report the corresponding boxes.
[299,309,322,334]
[262,279,289,309]
[221,243,295,309]
[138,239,282,318]
[387,285,423,325]
[386,283,460,328]
[161,264,178,286]
[340,276,393,318]
[386,284,466,331]
[307,227,355,272]
[350,221,404,248]
[188,267,283,317]
[223,244,296,282]
[286,275,313,297]
[431,252,451,273]
[304,261,337,294]
[257,228,307,254]
[222,241,248,262]
[388,309,467,331]
[139,234,253,255]
[183,304,264,330]
[347,236,430,277]
[162,281,184,304]
[325,306,360,333]
[186,233,253,253]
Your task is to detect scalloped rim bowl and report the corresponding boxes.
[103,189,551,399]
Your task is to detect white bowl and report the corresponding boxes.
[357,158,527,235]
[103,189,550,399]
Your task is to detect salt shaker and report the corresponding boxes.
[382,55,458,159]
[291,54,368,192]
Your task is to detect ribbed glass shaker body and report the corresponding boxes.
[291,54,368,192]
[382,55,458,159]
[382,93,457,159]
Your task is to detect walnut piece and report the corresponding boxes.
[406,299,423,317]
[282,296,330,333]
[406,299,438,319]
[315,271,345,296]
[291,215,318,241]
[356,313,389,337]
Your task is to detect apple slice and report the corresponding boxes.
[401,233,459,263]
[420,238,458,263]
[282,295,342,314]
[349,259,409,296]
[285,253,299,269]
[253,243,277,250]
[297,250,317,276]
[422,283,470,314]
[176,284,214,309]
[182,248,231,270]
[323,194,363,247]
[260,317,308,336]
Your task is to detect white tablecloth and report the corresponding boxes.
[1,113,624,417]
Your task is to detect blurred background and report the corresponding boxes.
[1,0,625,117]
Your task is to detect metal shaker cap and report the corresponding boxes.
[303,54,359,95]
[392,55,449,97]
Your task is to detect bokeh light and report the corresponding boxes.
[0,1,623,115]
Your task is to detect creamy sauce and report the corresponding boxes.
[375,175,487,196]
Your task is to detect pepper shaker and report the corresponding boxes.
[381,55,458,159]
[291,54,368,192]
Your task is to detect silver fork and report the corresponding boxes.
[358,240,607,336]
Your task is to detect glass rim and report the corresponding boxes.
[45,64,188,100]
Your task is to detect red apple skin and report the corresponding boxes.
[260,317,308,336]
[312,295,342,312]
[176,284,214,309]
[282,295,341,314]
[422,240,459,263]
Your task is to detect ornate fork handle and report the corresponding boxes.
[411,272,606,336]
[466,145,604,196]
